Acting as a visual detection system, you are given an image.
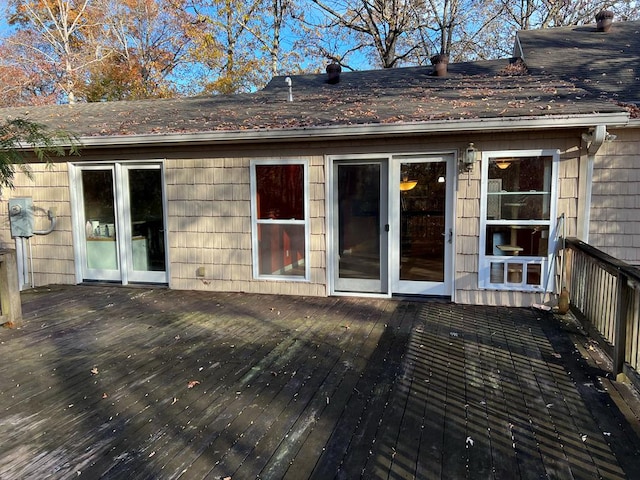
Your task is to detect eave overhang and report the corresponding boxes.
[71,112,629,149]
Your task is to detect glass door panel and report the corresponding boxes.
[400,162,446,282]
[334,162,387,293]
[81,168,121,281]
[393,157,453,296]
[125,167,167,283]
[76,163,167,285]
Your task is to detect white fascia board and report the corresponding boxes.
[76,112,629,148]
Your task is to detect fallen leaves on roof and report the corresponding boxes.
[616,101,640,118]
[0,61,626,138]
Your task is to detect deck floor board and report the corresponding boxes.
[1,285,640,479]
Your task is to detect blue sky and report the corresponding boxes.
[0,12,15,41]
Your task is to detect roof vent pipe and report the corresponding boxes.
[285,77,293,102]
[326,62,341,84]
[596,10,614,32]
[430,54,449,77]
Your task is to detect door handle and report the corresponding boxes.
[442,228,453,244]
[385,224,390,232]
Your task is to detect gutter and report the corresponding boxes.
[70,112,630,149]
[577,124,610,241]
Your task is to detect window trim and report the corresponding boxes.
[478,149,559,291]
[250,159,310,281]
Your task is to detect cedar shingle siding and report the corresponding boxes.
[4,18,640,304]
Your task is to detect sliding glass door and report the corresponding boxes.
[330,154,454,297]
[75,163,167,285]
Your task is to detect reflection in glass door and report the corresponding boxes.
[77,163,167,285]
[334,161,388,293]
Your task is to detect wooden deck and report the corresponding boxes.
[1,285,640,479]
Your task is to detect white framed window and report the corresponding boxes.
[250,160,309,280]
[479,150,558,291]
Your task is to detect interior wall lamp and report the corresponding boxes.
[460,143,479,173]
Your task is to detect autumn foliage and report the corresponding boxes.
[0,0,638,106]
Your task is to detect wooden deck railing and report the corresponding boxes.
[0,249,22,328]
[563,238,640,388]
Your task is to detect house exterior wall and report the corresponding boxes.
[453,130,581,306]
[0,129,587,306]
[165,155,327,296]
[0,163,76,286]
[590,127,640,266]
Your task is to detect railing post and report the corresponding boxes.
[0,249,22,328]
[613,270,629,380]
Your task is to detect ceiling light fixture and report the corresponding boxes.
[400,174,418,191]
[494,158,513,170]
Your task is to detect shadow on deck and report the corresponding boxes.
[1,285,639,479]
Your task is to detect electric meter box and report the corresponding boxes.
[8,197,34,238]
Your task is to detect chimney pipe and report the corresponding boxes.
[326,62,341,84]
[430,54,449,77]
[596,10,614,32]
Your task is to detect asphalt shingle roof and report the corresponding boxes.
[0,59,625,139]
[517,18,640,109]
